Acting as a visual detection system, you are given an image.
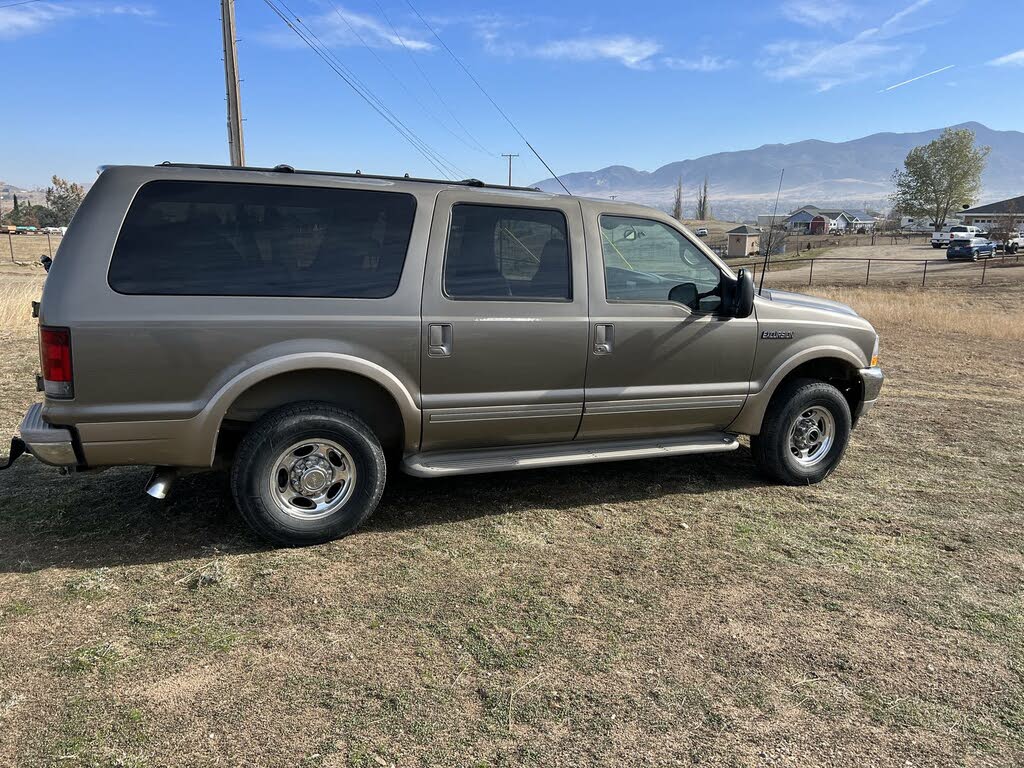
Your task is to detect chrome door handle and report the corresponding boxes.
[594,324,614,355]
[428,323,453,357]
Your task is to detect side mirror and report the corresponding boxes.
[729,268,754,318]
[668,282,699,310]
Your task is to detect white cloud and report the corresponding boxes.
[760,0,938,91]
[781,0,856,28]
[536,36,662,70]
[476,20,728,73]
[0,2,154,40]
[662,55,735,72]
[260,6,433,52]
[988,48,1024,67]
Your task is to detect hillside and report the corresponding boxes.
[533,122,1024,219]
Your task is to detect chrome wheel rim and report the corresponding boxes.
[268,439,356,521]
[788,406,835,467]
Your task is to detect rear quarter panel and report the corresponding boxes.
[39,166,434,466]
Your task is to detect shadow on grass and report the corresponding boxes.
[0,448,766,572]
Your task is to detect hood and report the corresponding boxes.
[760,288,860,317]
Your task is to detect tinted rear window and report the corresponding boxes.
[109,180,416,297]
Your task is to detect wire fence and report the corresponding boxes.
[5,231,58,264]
[731,252,1024,289]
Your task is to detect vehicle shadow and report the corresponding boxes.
[0,448,767,573]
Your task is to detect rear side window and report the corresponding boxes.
[443,204,571,300]
[109,180,416,298]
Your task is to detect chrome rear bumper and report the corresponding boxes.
[19,403,78,467]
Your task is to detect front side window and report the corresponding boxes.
[109,180,416,298]
[599,215,723,313]
[444,204,570,300]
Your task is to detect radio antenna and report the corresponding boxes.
[758,168,785,295]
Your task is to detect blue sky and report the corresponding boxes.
[3,0,1023,187]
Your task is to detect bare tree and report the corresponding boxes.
[671,177,683,221]
[986,201,1019,250]
[760,222,788,258]
[694,175,710,220]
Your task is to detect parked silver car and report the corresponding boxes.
[4,164,883,546]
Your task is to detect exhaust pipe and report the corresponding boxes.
[145,466,177,499]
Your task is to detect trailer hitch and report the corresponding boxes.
[0,437,28,470]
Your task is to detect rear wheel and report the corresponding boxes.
[751,379,852,485]
[230,403,386,546]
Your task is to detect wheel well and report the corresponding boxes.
[215,369,406,462]
[771,357,863,420]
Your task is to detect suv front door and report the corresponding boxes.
[580,204,757,440]
[419,191,589,452]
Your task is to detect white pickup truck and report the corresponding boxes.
[996,232,1022,254]
[932,225,984,248]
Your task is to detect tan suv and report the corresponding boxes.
[4,164,883,546]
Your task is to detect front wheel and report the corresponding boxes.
[750,379,852,485]
[230,403,386,546]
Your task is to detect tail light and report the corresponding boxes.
[39,326,74,398]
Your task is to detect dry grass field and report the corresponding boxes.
[1,232,61,265]
[1,277,1023,767]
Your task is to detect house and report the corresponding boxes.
[959,195,1024,231]
[784,208,818,233]
[780,206,873,233]
[757,214,788,229]
[726,224,760,257]
[844,210,877,232]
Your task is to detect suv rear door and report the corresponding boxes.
[419,191,589,451]
[579,201,757,439]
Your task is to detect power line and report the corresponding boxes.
[321,0,472,174]
[274,0,461,179]
[371,0,492,156]
[0,0,47,8]
[262,0,459,180]
[403,0,572,195]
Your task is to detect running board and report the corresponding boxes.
[402,433,738,478]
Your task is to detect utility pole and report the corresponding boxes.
[501,153,519,186]
[221,0,245,166]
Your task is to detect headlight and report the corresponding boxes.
[871,335,879,367]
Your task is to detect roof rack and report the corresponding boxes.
[155,162,542,192]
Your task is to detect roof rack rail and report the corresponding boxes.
[154,162,541,192]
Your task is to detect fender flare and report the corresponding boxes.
[730,345,866,436]
[194,353,421,463]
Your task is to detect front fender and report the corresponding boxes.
[729,340,867,436]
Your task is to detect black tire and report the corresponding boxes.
[750,378,852,485]
[230,402,386,546]
[931,243,942,249]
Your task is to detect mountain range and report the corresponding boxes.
[533,122,1024,220]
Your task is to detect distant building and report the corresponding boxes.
[726,224,761,257]
[757,214,788,229]
[776,205,876,233]
[844,210,877,231]
[960,195,1024,230]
